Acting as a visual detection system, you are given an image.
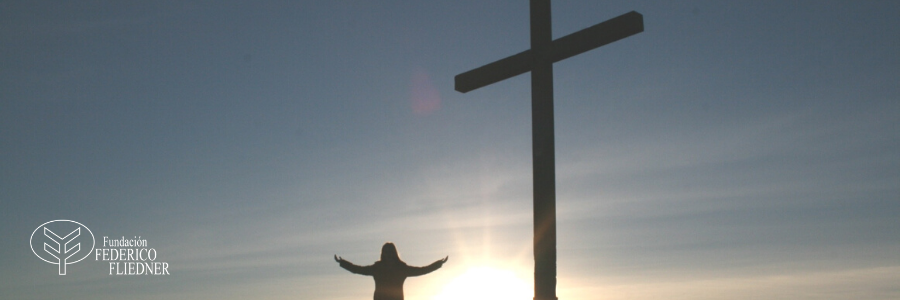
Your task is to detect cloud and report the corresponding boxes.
[560,265,900,300]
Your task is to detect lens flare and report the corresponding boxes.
[410,68,441,115]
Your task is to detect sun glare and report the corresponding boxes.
[432,267,531,300]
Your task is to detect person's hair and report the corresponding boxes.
[380,242,401,263]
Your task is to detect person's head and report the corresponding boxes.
[380,242,400,263]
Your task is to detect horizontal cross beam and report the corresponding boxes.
[455,11,643,93]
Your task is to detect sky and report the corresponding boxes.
[2,1,898,299]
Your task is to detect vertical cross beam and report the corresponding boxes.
[455,2,643,299]
[529,1,557,300]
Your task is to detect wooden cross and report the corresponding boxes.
[455,1,643,299]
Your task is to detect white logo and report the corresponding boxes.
[30,220,95,275]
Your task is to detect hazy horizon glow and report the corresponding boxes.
[2,1,898,299]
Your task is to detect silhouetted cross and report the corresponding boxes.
[455,1,643,299]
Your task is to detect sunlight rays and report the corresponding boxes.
[432,267,532,300]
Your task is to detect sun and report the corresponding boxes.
[432,266,531,300]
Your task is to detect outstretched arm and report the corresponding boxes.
[335,255,375,276]
[406,256,448,277]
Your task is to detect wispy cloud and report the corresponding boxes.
[561,265,900,300]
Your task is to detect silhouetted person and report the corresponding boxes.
[335,242,447,300]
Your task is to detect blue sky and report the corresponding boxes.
[2,1,898,299]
